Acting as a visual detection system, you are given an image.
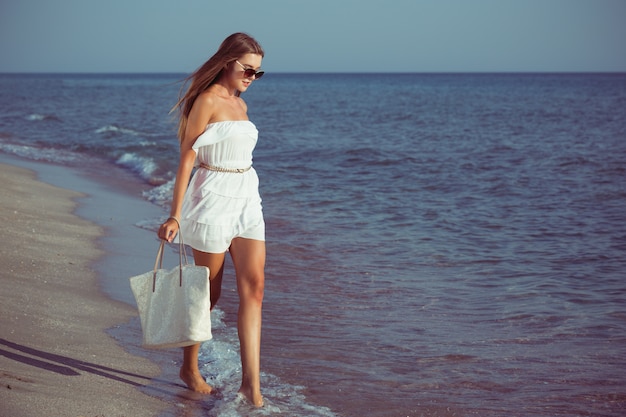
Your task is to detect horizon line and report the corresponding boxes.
[1,70,625,76]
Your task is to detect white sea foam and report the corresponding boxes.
[95,124,161,138]
[198,309,336,417]
[0,142,80,163]
[25,113,60,122]
[142,177,175,207]
[116,152,158,181]
[95,124,142,136]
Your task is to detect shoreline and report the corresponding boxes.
[0,155,335,417]
[0,159,176,416]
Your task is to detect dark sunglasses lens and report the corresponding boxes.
[243,69,264,79]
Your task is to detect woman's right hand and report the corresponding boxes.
[158,217,180,243]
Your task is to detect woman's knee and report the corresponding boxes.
[239,272,265,303]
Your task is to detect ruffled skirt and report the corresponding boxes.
[179,188,265,253]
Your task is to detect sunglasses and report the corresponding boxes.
[235,60,265,79]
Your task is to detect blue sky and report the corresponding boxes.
[1,0,625,73]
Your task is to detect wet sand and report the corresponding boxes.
[0,163,168,416]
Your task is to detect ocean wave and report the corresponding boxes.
[142,178,174,208]
[25,113,61,122]
[115,152,162,183]
[95,124,142,136]
[0,141,80,163]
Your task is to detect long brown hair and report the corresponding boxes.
[172,33,265,140]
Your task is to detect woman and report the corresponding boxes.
[157,32,266,407]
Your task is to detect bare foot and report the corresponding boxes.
[238,386,264,407]
[180,367,213,394]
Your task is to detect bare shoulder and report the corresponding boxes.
[195,90,220,111]
[190,91,221,124]
[184,91,219,145]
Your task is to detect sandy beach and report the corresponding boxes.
[0,163,168,416]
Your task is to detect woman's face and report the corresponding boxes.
[227,53,263,93]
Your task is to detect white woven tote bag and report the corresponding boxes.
[129,231,211,349]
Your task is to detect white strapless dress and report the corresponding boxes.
[179,120,264,253]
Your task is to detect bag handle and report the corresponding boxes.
[152,217,188,292]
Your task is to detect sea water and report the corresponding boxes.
[1,72,625,416]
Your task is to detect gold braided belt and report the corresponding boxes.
[199,162,252,173]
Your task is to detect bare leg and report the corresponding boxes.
[193,250,226,310]
[178,250,226,394]
[180,343,212,393]
[229,237,265,407]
